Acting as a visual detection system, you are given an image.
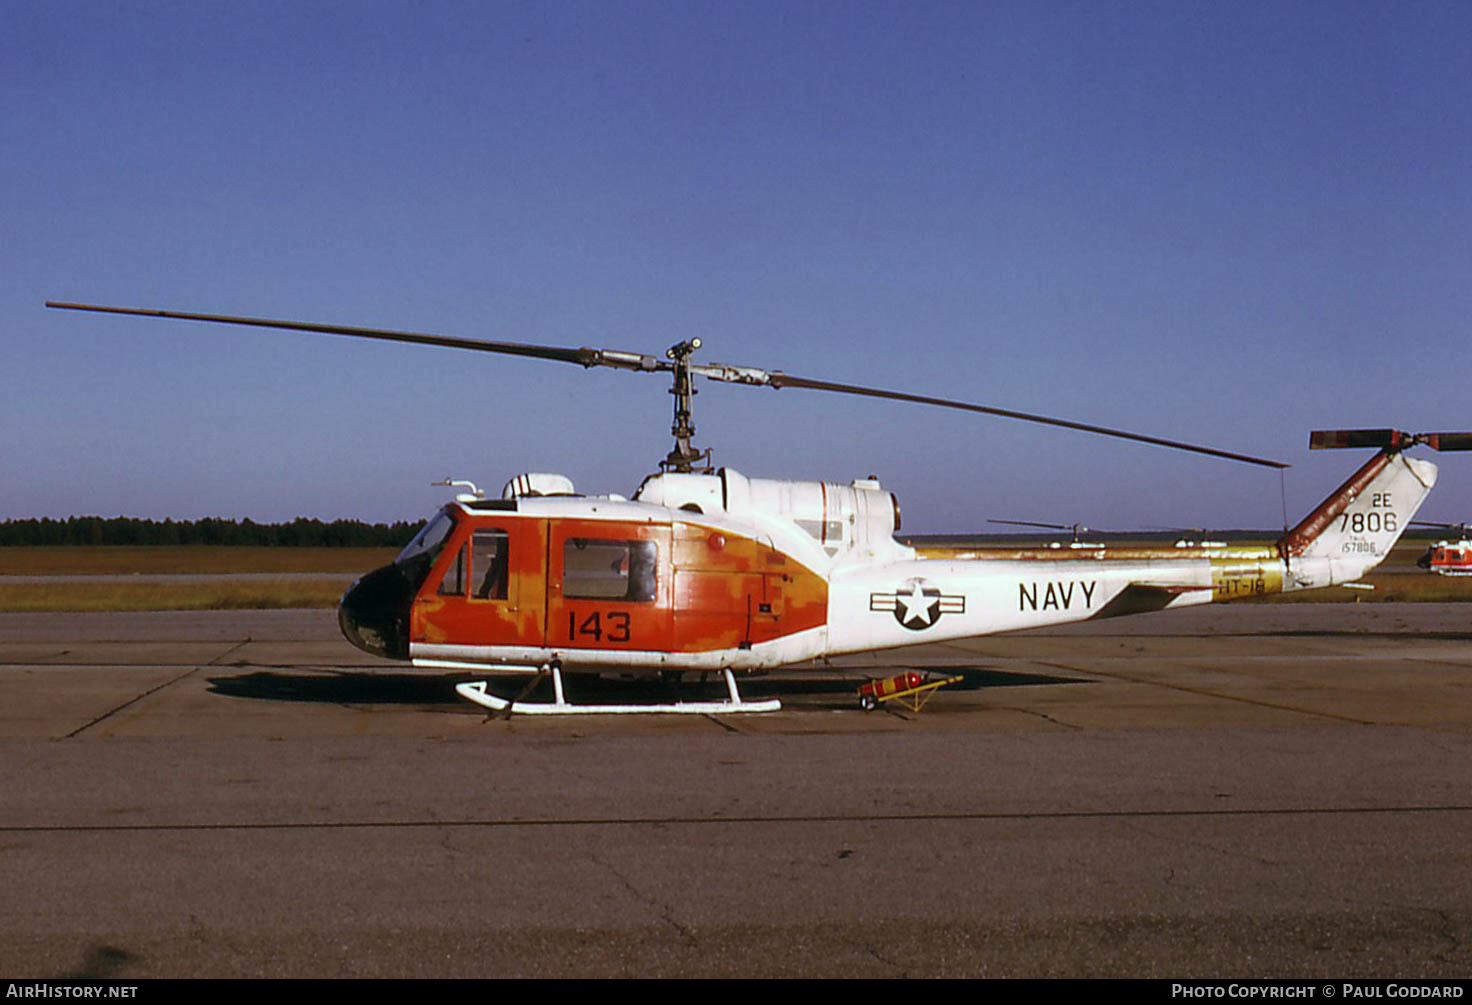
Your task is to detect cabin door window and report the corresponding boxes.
[435,528,511,602]
[561,538,658,602]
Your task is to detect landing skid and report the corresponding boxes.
[454,665,781,715]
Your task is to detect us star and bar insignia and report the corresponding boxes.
[870,578,965,630]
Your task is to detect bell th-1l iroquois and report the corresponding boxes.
[47,302,1470,715]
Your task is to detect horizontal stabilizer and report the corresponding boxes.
[1092,582,1209,620]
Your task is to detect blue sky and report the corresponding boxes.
[5,1,1469,531]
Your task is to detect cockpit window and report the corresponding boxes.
[397,510,454,566]
[429,528,510,600]
[563,538,657,602]
[394,509,456,591]
[437,544,466,596]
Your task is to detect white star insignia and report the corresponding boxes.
[897,583,937,626]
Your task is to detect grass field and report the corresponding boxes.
[0,546,398,612]
[0,579,351,612]
[0,543,1467,612]
[0,546,399,576]
[1248,571,1472,604]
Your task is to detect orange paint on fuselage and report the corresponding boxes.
[412,514,548,648]
[410,511,828,656]
[668,521,827,651]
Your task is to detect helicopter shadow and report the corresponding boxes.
[927,666,1092,692]
[208,669,473,706]
[205,664,1087,707]
[1255,629,1472,642]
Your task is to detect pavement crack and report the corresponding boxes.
[589,850,698,945]
[63,637,253,739]
[1122,818,1279,870]
[1408,656,1472,671]
[995,704,1082,730]
[865,943,907,976]
[1335,900,1466,962]
[1412,906,1463,962]
[1032,658,1379,726]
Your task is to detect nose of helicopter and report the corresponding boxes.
[338,563,413,660]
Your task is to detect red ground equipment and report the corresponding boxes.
[858,671,961,712]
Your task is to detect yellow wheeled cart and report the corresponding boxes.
[857,671,963,712]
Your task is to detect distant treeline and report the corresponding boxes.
[0,516,423,547]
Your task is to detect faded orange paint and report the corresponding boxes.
[412,514,548,647]
[547,519,672,651]
[411,512,828,657]
[668,521,826,652]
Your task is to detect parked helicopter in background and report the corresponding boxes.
[987,518,1106,551]
[46,302,1472,714]
[1413,522,1472,575]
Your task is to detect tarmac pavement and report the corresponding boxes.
[1,605,1469,977]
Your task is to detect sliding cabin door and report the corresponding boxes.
[546,521,672,655]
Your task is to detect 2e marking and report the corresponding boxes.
[1338,493,1397,535]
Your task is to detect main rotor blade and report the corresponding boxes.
[48,301,1287,468]
[44,302,615,369]
[761,372,1289,469]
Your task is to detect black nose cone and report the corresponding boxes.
[339,564,413,660]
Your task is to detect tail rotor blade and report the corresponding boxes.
[1424,432,1472,452]
[1310,429,1472,452]
[1309,429,1409,450]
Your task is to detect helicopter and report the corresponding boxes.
[1412,521,1472,576]
[46,302,1471,714]
[986,518,1106,550]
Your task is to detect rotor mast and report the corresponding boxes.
[661,338,711,473]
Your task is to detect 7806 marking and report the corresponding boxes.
[1339,493,1398,534]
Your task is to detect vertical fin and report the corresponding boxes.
[1278,448,1437,585]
